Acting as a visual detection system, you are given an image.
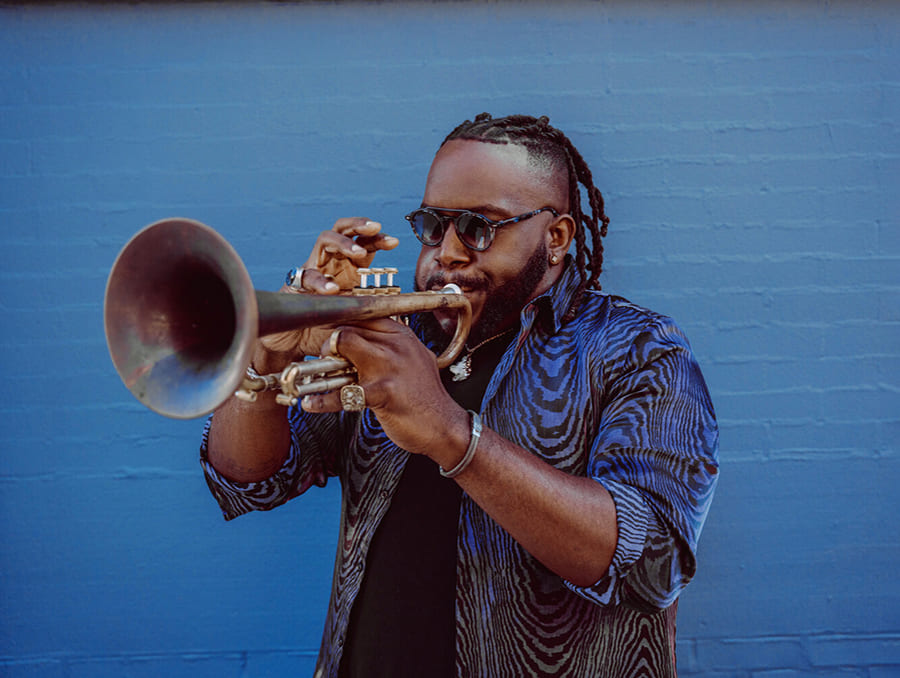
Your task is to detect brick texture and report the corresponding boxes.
[1,2,897,675]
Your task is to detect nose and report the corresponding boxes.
[433,221,472,269]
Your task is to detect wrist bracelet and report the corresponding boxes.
[439,410,482,479]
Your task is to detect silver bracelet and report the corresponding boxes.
[439,410,482,479]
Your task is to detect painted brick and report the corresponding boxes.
[808,636,900,667]
[65,654,244,678]
[0,661,66,678]
[1,1,898,675]
[749,671,866,678]
[695,637,810,671]
[242,652,319,677]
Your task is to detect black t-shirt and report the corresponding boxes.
[338,331,513,678]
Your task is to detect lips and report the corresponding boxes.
[433,282,472,294]
[427,274,487,294]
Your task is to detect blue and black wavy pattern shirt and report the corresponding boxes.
[200,261,719,677]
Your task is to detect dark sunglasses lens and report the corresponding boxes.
[456,214,492,251]
[411,211,444,246]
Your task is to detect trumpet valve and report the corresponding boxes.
[355,267,400,295]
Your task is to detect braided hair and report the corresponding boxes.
[441,113,610,321]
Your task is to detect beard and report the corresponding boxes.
[417,241,550,346]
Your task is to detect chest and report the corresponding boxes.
[482,330,601,476]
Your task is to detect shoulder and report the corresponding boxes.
[567,290,697,376]
[573,290,686,342]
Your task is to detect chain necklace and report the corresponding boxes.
[448,327,517,382]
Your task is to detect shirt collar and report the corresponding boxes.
[522,254,581,335]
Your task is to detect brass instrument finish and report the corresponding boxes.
[104,218,471,419]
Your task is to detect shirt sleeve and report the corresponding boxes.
[565,314,719,611]
[199,407,348,521]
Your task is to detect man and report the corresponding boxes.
[202,113,719,677]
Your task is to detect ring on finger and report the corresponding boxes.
[329,328,343,358]
[286,267,307,290]
[340,384,366,412]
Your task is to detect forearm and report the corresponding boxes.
[207,391,292,483]
[432,413,619,588]
[206,347,293,483]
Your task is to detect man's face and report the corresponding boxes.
[414,139,563,343]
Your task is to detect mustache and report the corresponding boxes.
[420,272,488,292]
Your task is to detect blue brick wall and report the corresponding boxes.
[1,2,897,676]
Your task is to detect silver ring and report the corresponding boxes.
[286,267,307,290]
[328,328,342,358]
[340,384,366,412]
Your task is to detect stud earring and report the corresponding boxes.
[550,254,559,265]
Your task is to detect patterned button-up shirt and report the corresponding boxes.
[200,262,719,677]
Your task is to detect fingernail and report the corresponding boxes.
[365,220,380,228]
[351,244,366,254]
[385,236,399,245]
[325,281,339,291]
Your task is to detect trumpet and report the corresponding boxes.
[104,218,471,419]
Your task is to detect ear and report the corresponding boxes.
[547,213,576,264]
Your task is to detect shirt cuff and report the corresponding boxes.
[199,415,302,521]
[563,478,650,606]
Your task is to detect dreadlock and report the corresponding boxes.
[441,113,610,321]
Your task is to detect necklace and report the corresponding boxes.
[448,327,517,382]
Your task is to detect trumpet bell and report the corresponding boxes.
[104,218,259,419]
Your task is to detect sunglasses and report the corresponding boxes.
[405,206,559,252]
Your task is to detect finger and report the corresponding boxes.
[311,231,370,267]
[320,325,346,359]
[300,390,344,413]
[317,320,406,365]
[280,269,340,295]
[288,269,341,295]
[330,219,399,256]
[354,232,400,253]
[332,217,383,237]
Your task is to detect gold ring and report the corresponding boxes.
[340,384,366,412]
[329,328,342,358]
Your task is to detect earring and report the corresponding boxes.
[550,254,559,265]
